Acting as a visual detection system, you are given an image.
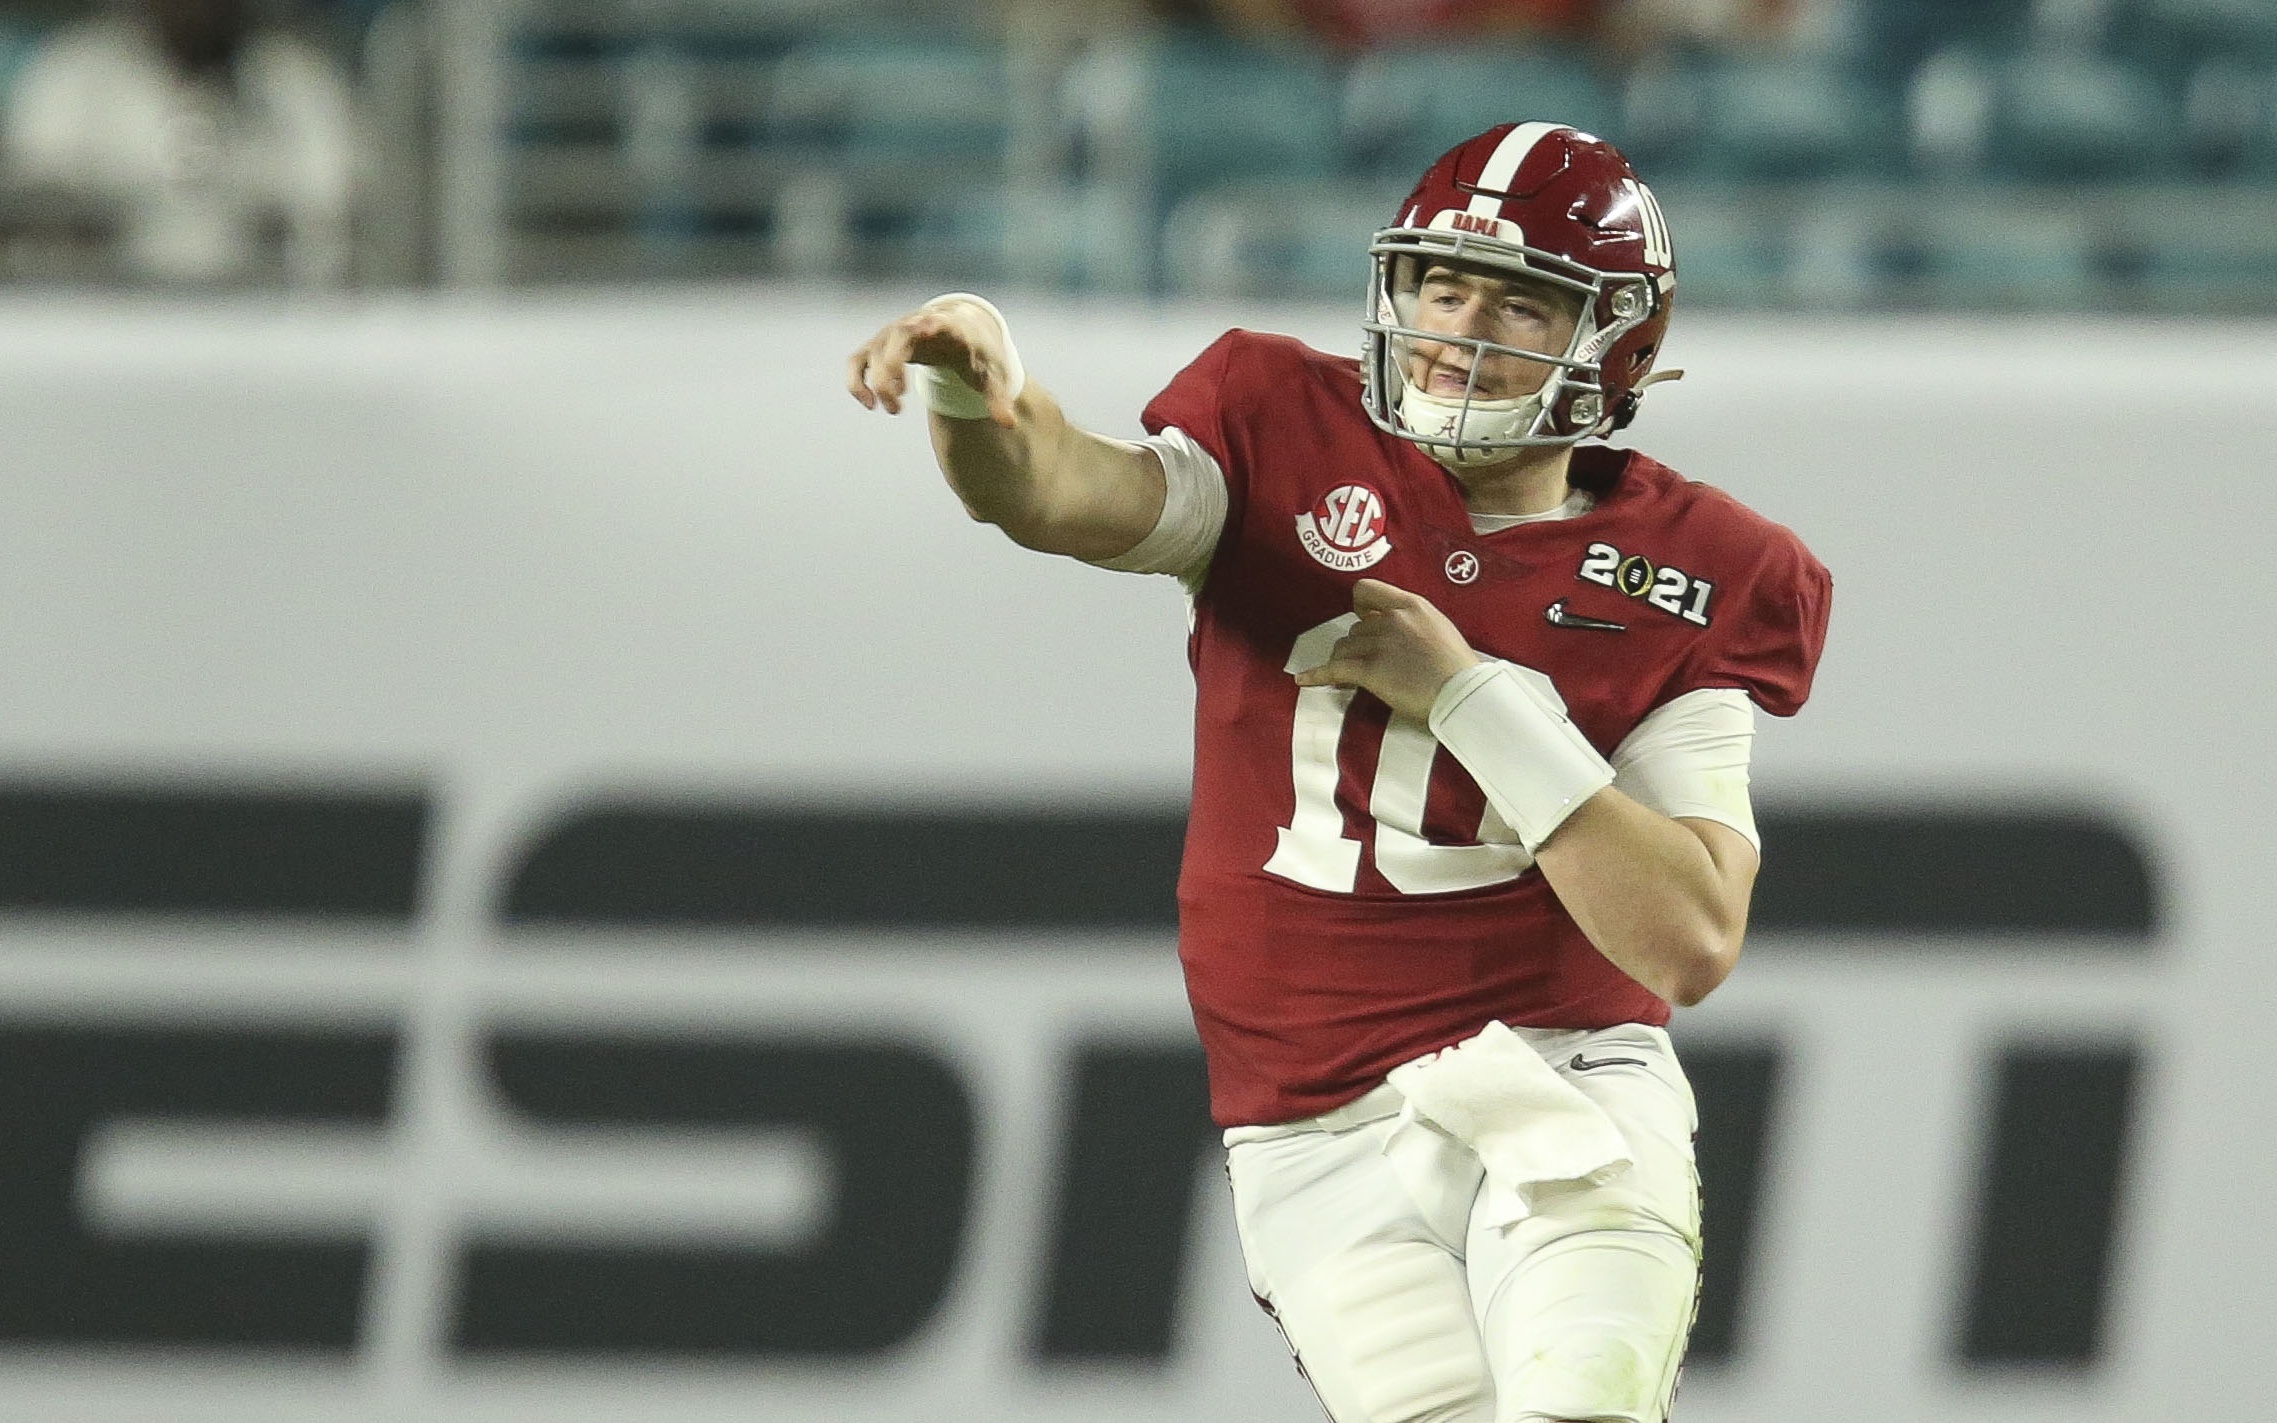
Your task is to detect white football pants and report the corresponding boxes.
[1225,1024,1702,1423]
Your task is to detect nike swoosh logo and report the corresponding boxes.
[1544,600,1627,632]
[1567,1053,1648,1072]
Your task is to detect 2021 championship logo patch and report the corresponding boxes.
[1297,483,1393,572]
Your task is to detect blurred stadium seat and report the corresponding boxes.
[1912,206,2098,306]
[1853,0,2035,100]
[0,15,39,93]
[1651,194,1787,307]
[763,35,1010,278]
[1906,45,2000,175]
[1616,54,1709,178]
[1991,50,2176,180]
[2119,0,2277,80]
[857,184,1009,285]
[2180,58,2277,176]
[1693,55,1891,180]
[503,12,794,279]
[2131,179,2277,302]
[496,4,1015,281]
[2141,233,2277,304]
[22,0,2273,309]
[1059,36,1343,289]
[1161,179,1392,298]
[1623,52,1890,184]
[1341,47,1619,179]
[765,35,1006,162]
[1068,37,1343,205]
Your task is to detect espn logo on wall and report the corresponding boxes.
[0,781,2152,1382]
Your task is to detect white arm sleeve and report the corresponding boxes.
[1609,687,1760,851]
[1428,660,1616,856]
[1088,426,1227,591]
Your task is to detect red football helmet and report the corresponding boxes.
[1362,122,1677,462]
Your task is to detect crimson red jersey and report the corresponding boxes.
[1142,331,1831,1127]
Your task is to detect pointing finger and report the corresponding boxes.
[845,342,878,409]
[873,323,927,415]
[1292,626,1377,682]
[1352,578,1420,615]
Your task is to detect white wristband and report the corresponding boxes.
[1428,660,1615,854]
[913,291,1026,420]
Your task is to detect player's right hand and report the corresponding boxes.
[845,298,1019,427]
[1295,578,1483,722]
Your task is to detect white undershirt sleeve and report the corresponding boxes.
[1609,687,1761,851]
[1088,426,1228,592]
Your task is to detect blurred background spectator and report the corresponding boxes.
[1,0,359,287]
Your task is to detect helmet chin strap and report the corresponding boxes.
[1397,378,1549,469]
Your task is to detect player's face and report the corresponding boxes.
[1401,263,1582,402]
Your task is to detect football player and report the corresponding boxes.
[848,121,1830,1423]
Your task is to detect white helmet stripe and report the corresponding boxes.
[1633,180,1672,267]
[1465,122,1565,221]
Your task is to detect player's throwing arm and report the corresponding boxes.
[846,294,1165,563]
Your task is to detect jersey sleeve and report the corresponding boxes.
[1676,524,1832,719]
[1141,330,1251,549]
[1087,427,1227,590]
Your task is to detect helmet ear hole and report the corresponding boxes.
[1629,345,1656,371]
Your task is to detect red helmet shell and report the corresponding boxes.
[1369,122,1676,442]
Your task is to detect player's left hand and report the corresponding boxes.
[1293,578,1483,721]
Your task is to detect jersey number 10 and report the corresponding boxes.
[1263,616,1534,896]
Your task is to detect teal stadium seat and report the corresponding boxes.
[1616,56,1709,177]
[1918,209,2096,307]
[1092,38,1343,205]
[1161,182,1396,299]
[1622,54,1888,182]
[2136,168,2277,306]
[868,187,1009,283]
[762,37,1011,279]
[1341,47,1619,178]
[2141,227,2277,306]
[1063,37,1342,289]
[2179,59,2277,177]
[2246,68,2277,177]
[1657,202,1788,307]
[1991,51,2174,179]
[765,36,1008,162]
[1697,56,1889,179]
[2118,0,2277,82]
[0,18,39,95]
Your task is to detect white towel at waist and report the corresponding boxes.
[1386,1021,1633,1229]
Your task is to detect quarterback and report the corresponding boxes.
[848,122,1830,1423]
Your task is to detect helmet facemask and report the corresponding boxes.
[1362,232,1658,465]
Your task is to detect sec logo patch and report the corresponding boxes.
[1297,483,1392,572]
